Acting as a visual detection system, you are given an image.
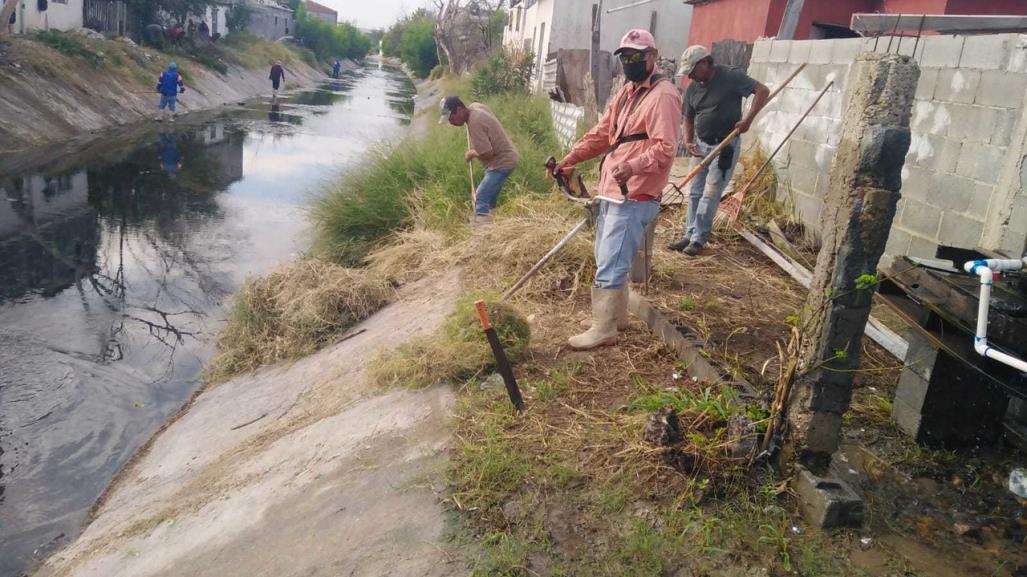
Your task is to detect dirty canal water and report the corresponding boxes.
[0,68,415,576]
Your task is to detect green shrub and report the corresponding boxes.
[34,31,102,65]
[185,48,228,74]
[429,64,445,80]
[470,49,533,100]
[294,3,370,61]
[225,4,253,33]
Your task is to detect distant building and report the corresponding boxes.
[503,0,692,104]
[686,0,1027,48]
[245,0,293,40]
[305,0,337,25]
[10,0,85,33]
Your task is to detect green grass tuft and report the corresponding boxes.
[368,295,531,389]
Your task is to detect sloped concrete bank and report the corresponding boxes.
[34,271,466,577]
[0,36,341,152]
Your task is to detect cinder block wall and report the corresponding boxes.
[749,34,1027,265]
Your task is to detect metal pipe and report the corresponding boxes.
[964,258,1027,373]
[605,0,656,14]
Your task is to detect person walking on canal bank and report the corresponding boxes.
[270,61,286,99]
[549,29,681,350]
[155,61,185,122]
[440,96,519,225]
[668,45,770,256]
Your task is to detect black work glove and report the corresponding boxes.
[179,86,186,94]
[717,142,735,176]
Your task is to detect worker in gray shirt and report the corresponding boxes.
[669,45,769,255]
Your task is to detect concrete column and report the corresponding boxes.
[786,53,919,472]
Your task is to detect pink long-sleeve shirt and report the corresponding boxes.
[562,74,682,202]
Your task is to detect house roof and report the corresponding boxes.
[305,0,337,16]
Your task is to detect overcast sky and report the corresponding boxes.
[318,0,426,30]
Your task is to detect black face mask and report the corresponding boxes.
[623,59,651,82]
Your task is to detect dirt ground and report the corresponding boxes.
[447,203,1027,576]
[34,271,469,577]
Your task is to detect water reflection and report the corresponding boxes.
[0,68,417,577]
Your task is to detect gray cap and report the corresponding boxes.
[678,45,709,76]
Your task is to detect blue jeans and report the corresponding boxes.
[159,94,177,112]
[684,138,740,245]
[594,199,660,289]
[475,168,512,215]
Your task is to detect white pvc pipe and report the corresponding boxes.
[964,258,1027,374]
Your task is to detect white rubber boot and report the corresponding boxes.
[579,285,629,329]
[568,287,623,350]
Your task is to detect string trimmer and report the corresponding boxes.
[501,158,597,300]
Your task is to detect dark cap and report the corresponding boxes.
[439,96,466,123]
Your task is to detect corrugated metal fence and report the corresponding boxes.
[83,0,135,37]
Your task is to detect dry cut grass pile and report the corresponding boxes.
[206,260,394,383]
[367,195,596,301]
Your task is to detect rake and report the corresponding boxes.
[715,80,835,227]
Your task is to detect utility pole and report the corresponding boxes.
[590,0,602,107]
[777,0,805,40]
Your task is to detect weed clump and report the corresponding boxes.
[206,260,394,383]
[368,296,530,388]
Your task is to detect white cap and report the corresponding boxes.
[678,45,709,76]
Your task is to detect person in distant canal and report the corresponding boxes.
[155,61,185,123]
[270,61,286,99]
[439,95,520,225]
[332,59,342,79]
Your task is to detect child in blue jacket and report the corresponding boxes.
[156,62,185,122]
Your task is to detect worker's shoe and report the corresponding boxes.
[682,242,704,256]
[579,285,629,329]
[471,213,494,227]
[667,237,691,252]
[568,287,624,350]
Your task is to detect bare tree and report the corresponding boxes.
[1,0,18,36]
[431,0,494,74]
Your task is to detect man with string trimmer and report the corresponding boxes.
[668,45,769,256]
[549,29,681,350]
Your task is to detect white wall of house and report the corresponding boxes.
[504,0,557,88]
[15,0,84,33]
[600,0,691,65]
[199,4,230,37]
[503,0,691,89]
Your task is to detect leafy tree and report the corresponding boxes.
[294,8,371,61]
[225,4,253,33]
[125,0,215,25]
[382,10,438,78]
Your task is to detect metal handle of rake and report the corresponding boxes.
[721,79,836,204]
[674,62,808,190]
